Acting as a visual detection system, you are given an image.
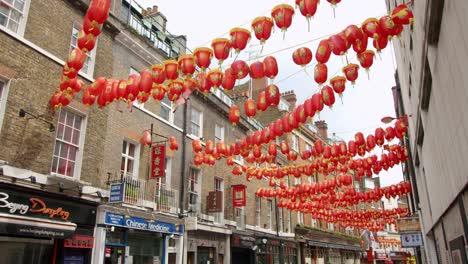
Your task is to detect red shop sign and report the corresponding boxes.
[64,235,94,249]
[232,185,246,207]
[151,144,166,178]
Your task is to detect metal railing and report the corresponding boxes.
[121,173,147,207]
[154,183,179,214]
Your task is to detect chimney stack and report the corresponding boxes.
[281,90,297,110]
[315,120,328,139]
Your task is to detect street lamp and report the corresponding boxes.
[380,114,410,124]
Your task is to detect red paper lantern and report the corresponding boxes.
[257,91,268,112]
[77,29,96,52]
[151,84,166,101]
[330,76,346,97]
[193,47,213,72]
[196,73,213,94]
[268,142,278,156]
[311,93,324,114]
[367,135,376,150]
[231,60,249,80]
[211,38,232,65]
[326,0,342,7]
[375,128,385,146]
[344,25,364,45]
[66,48,86,73]
[321,85,335,108]
[295,105,307,124]
[373,34,388,52]
[250,61,265,79]
[163,60,179,81]
[362,18,380,39]
[280,140,290,155]
[357,50,375,70]
[316,39,332,64]
[292,47,313,67]
[263,56,279,80]
[139,70,153,93]
[271,4,295,33]
[352,33,368,54]
[342,63,359,85]
[314,63,328,86]
[83,14,102,37]
[230,27,251,53]
[183,77,198,92]
[169,136,179,151]
[304,98,315,118]
[178,55,196,77]
[391,4,414,25]
[296,0,319,24]
[82,86,96,105]
[140,130,152,146]
[329,34,348,56]
[244,99,257,118]
[167,79,184,102]
[222,68,236,91]
[207,69,223,89]
[126,74,140,101]
[151,64,166,84]
[251,16,274,45]
[265,84,280,106]
[86,0,111,24]
[229,105,241,125]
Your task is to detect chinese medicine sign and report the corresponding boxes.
[232,185,246,207]
[401,233,423,247]
[151,144,165,178]
[207,191,223,213]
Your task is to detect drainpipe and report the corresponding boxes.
[179,100,188,217]
[274,197,284,263]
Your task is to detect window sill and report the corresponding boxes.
[133,105,182,132]
[48,173,91,186]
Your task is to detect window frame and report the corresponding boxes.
[278,208,283,232]
[69,23,97,77]
[0,0,31,36]
[214,177,224,223]
[189,107,203,139]
[267,199,273,229]
[255,196,261,227]
[159,95,174,123]
[297,212,303,225]
[188,167,201,212]
[214,124,224,143]
[291,134,299,152]
[51,108,87,180]
[0,79,10,134]
[120,139,140,179]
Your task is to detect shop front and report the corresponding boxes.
[94,209,184,264]
[296,226,362,264]
[254,235,297,264]
[0,182,97,264]
[388,251,409,264]
[186,228,230,264]
[231,231,255,264]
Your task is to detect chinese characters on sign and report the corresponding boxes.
[64,235,94,248]
[232,185,246,207]
[401,233,423,247]
[151,144,166,178]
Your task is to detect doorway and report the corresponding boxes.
[104,246,125,264]
[197,247,215,264]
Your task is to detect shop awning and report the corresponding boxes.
[0,213,77,238]
[307,240,362,251]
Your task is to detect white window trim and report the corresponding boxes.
[287,210,291,233]
[51,107,87,180]
[255,196,261,227]
[267,199,273,230]
[189,107,203,139]
[121,139,140,179]
[164,157,172,186]
[0,79,11,134]
[297,212,303,225]
[159,98,174,124]
[188,167,201,213]
[69,23,97,77]
[291,134,299,152]
[278,208,283,232]
[0,0,31,37]
[214,124,224,143]
[214,177,224,224]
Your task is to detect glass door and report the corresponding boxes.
[104,246,124,264]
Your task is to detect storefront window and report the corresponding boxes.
[127,232,162,264]
[106,229,125,245]
[0,237,54,264]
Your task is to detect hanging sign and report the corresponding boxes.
[207,191,223,213]
[232,185,246,207]
[397,217,421,233]
[401,233,423,247]
[151,144,166,178]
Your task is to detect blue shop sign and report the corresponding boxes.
[108,183,125,203]
[105,212,184,234]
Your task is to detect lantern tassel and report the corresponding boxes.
[303,67,309,76]
[366,69,370,80]
[283,30,286,40]
[332,6,336,18]
[307,17,311,32]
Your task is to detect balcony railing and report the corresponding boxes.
[122,174,147,207]
[154,184,179,214]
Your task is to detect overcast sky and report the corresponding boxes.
[136,0,404,187]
